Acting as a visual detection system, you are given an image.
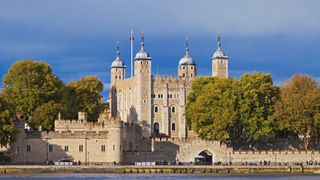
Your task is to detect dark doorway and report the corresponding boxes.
[153,122,160,134]
[195,150,213,165]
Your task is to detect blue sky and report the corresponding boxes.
[0,0,320,99]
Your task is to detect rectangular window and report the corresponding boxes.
[113,144,115,151]
[48,145,53,152]
[79,145,83,152]
[26,145,31,152]
[64,146,69,152]
[101,145,106,152]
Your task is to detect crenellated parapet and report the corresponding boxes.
[153,75,193,84]
[54,119,105,133]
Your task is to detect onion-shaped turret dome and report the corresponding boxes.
[135,33,151,60]
[111,41,126,68]
[179,38,196,65]
[212,32,228,59]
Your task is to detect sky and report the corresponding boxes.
[0,0,320,99]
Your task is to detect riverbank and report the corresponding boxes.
[1,165,320,174]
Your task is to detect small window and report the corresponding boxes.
[158,94,161,98]
[171,106,175,113]
[141,61,143,64]
[115,75,117,79]
[119,75,121,79]
[27,145,31,152]
[161,94,163,98]
[64,146,69,152]
[169,94,172,98]
[79,145,83,152]
[171,123,176,131]
[154,106,158,113]
[191,66,193,69]
[143,100,147,103]
[183,73,185,77]
[113,144,115,151]
[49,145,53,152]
[183,66,185,69]
[191,73,193,77]
[101,145,106,152]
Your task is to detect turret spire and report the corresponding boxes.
[217,31,221,50]
[141,31,145,47]
[116,41,120,57]
[185,36,189,56]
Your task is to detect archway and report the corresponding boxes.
[153,122,160,134]
[195,150,213,165]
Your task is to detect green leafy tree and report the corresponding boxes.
[238,72,279,147]
[68,76,105,121]
[2,60,64,119]
[29,102,62,131]
[275,74,320,150]
[0,96,16,147]
[186,77,239,142]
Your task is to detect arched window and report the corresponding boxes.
[183,73,185,77]
[190,73,193,77]
[154,106,158,113]
[115,75,117,79]
[171,106,175,113]
[153,122,160,134]
[171,123,176,131]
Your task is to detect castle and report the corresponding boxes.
[8,34,320,165]
[109,34,228,140]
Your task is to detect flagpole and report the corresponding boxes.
[130,30,134,77]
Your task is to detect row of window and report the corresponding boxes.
[182,73,194,77]
[151,94,179,99]
[153,122,176,133]
[154,106,176,113]
[24,144,109,153]
[180,66,194,70]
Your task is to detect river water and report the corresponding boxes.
[0,174,320,180]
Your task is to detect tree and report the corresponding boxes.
[238,72,279,147]
[186,77,239,142]
[2,60,64,119]
[29,102,62,131]
[185,73,279,148]
[0,96,16,147]
[275,74,320,150]
[67,76,105,121]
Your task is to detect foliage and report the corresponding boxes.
[67,76,105,121]
[2,60,64,118]
[238,72,279,146]
[186,77,239,142]
[275,74,320,150]
[0,96,16,147]
[29,102,62,131]
[186,72,279,147]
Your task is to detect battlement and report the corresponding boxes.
[153,75,188,83]
[54,119,105,132]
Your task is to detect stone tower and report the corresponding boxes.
[212,33,228,78]
[110,42,126,117]
[134,33,152,137]
[178,38,196,78]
